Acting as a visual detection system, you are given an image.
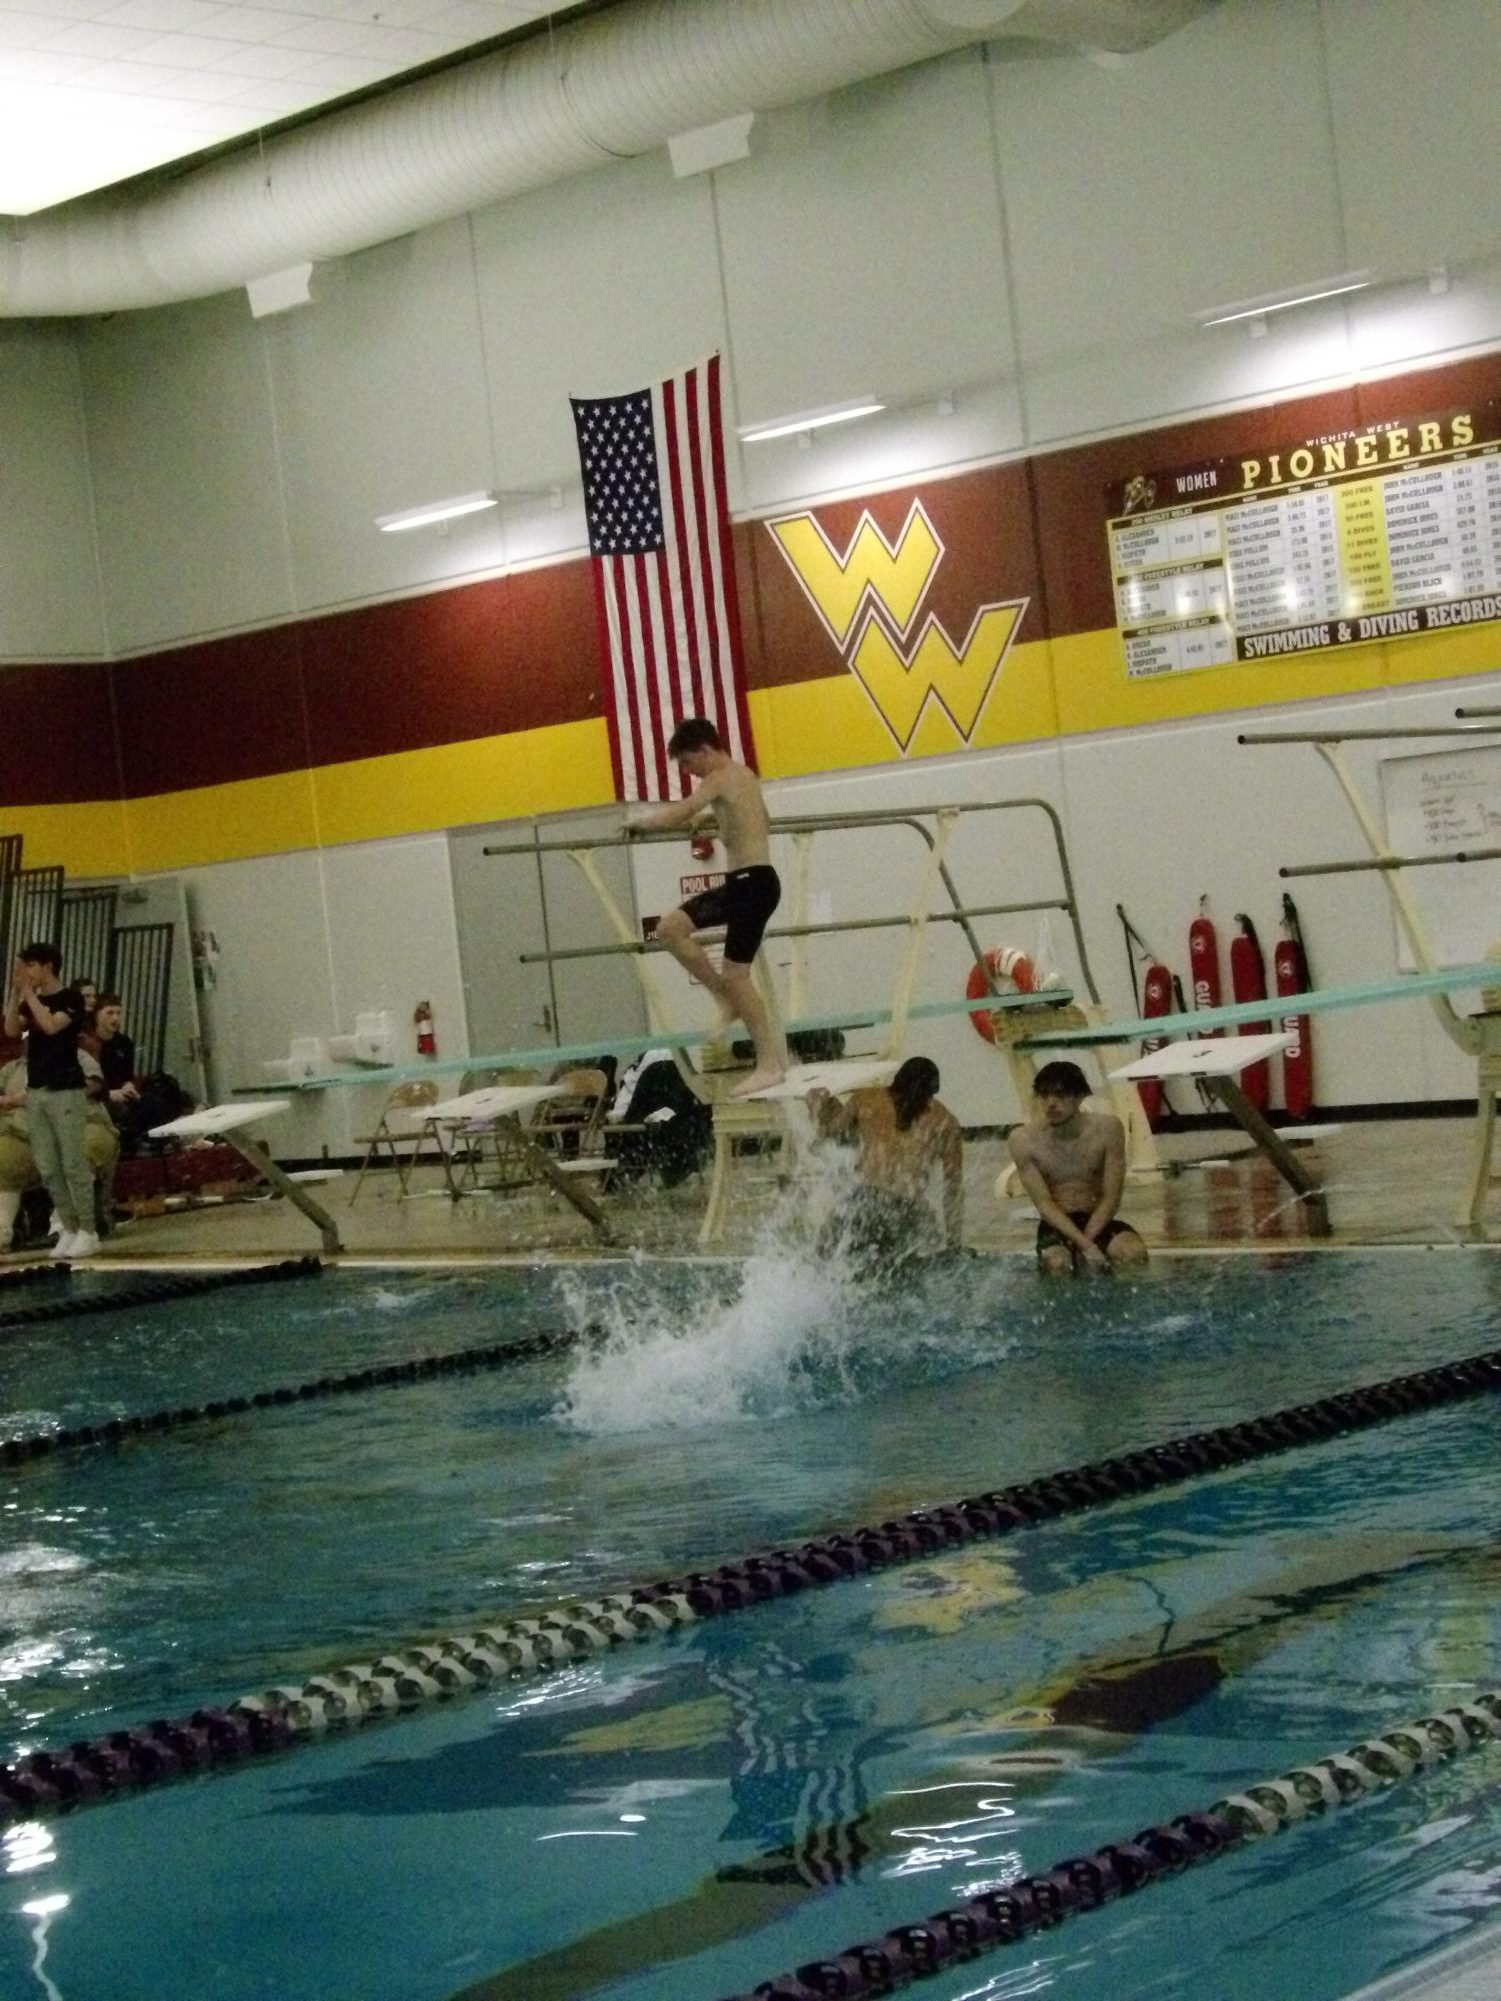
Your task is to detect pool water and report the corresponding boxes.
[4,1246,1501,2000]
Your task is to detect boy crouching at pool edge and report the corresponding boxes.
[1008,1060,1148,1275]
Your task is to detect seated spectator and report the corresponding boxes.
[87,992,140,1109]
[0,1049,121,1250]
[76,978,100,1034]
[605,1048,710,1188]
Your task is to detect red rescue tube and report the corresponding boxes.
[1274,911,1314,1118]
[1229,913,1271,1111]
[1188,898,1222,1034]
[966,947,1036,1043]
[1136,959,1173,1129]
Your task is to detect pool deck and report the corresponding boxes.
[4,1110,1496,1266]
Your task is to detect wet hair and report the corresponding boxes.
[889,1055,940,1131]
[18,941,61,974]
[667,716,723,757]
[1033,1059,1090,1101]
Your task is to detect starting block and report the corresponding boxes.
[148,1099,342,1253]
[1108,1032,1329,1236]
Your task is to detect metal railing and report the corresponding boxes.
[485,797,1104,1007]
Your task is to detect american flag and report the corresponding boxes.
[570,354,754,802]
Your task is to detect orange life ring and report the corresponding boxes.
[966,946,1036,1042]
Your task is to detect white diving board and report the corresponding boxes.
[1108,1032,1293,1082]
[738,1059,899,1102]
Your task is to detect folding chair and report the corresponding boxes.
[350,1079,440,1202]
[439,1068,542,1198]
[534,1068,608,1155]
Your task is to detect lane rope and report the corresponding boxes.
[0,1324,589,1467]
[720,1694,1501,1999]
[0,1256,322,1333]
[6,1333,1501,1824]
[0,1262,68,1295]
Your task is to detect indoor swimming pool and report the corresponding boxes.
[5,1247,1501,2000]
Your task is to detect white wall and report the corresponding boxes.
[0,323,104,661]
[181,833,469,1157]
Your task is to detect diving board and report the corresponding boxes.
[1108,1032,1329,1235]
[1017,963,1501,1049]
[737,1059,898,1101]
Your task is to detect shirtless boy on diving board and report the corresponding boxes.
[1008,1060,1148,1275]
[626,716,784,1099]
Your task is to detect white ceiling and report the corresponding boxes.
[0,0,584,214]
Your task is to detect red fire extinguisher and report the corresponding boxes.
[414,999,436,1058]
[1274,893,1314,1118]
[1229,913,1271,1111]
[1118,903,1174,1130]
[1188,896,1222,1033]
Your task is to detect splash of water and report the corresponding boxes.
[554,1138,872,1435]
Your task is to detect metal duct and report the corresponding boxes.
[0,0,1214,318]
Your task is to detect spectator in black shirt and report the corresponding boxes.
[3,943,98,1259]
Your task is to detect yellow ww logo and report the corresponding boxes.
[766,499,1025,753]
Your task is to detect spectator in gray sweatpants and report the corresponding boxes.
[3,942,98,1259]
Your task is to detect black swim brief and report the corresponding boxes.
[681,864,781,965]
[1036,1210,1138,1267]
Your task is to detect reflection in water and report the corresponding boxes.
[18,1893,68,2001]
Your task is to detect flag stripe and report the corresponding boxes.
[668,369,712,724]
[706,353,754,765]
[658,377,706,729]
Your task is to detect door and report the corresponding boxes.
[449,810,647,1061]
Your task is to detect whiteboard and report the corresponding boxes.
[1378,744,1501,970]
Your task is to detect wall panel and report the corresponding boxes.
[78,292,293,652]
[0,325,104,660]
[266,220,500,612]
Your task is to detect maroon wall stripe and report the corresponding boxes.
[0,662,121,806]
[4,349,1498,815]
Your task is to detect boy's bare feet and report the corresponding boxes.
[729,1066,786,1099]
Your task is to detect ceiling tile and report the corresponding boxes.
[222,71,317,105]
[93,0,225,26]
[193,4,306,37]
[0,11,66,45]
[40,17,143,50]
[202,36,305,72]
[71,52,202,87]
[0,0,119,19]
[0,43,74,75]
[286,48,395,84]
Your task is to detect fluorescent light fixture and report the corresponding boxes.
[1195,270,1372,331]
[737,397,885,444]
[375,490,498,533]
